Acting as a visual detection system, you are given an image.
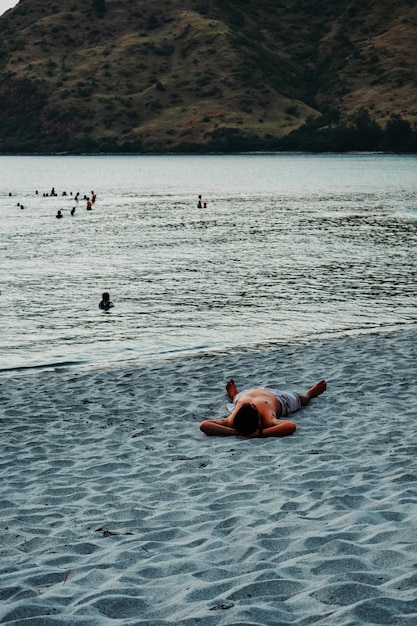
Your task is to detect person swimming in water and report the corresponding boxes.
[98,292,114,311]
[199,378,326,437]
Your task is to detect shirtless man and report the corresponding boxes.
[199,378,326,438]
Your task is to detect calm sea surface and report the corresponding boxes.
[1,153,417,377]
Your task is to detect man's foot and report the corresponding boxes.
[226,378,238,401]
[299,380,326,405]
[306,379,327,398]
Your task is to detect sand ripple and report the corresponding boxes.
[1,331,417,624]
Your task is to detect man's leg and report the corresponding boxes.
[298,380,326,406]
[226,378,239,402]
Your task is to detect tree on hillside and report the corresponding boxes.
[382,114,412,151]
[92,0,106,17]
[352,108,382,151]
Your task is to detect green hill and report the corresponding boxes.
[1,0,416,152]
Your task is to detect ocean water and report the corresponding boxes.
[1,153,417,377]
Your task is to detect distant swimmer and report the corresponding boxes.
[71,207,76,216]
[56,210,63,218]
[197,194,202,208]
[99,292,114,311]
[86,199,92,210]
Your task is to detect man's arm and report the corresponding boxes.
[261,420,296,437]
[199,419,238,436]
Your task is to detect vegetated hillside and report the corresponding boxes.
[0,0,416,153]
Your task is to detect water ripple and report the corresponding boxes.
[1,153,417,376]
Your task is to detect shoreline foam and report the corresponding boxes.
[1,321,413,381]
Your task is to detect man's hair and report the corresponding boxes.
[233,403,260,436]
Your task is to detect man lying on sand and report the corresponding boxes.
[200,378,326,438]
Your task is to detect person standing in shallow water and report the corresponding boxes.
[99,292,114,311]
[199,378,326,437]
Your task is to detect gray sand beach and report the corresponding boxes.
[1,331,417,625]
